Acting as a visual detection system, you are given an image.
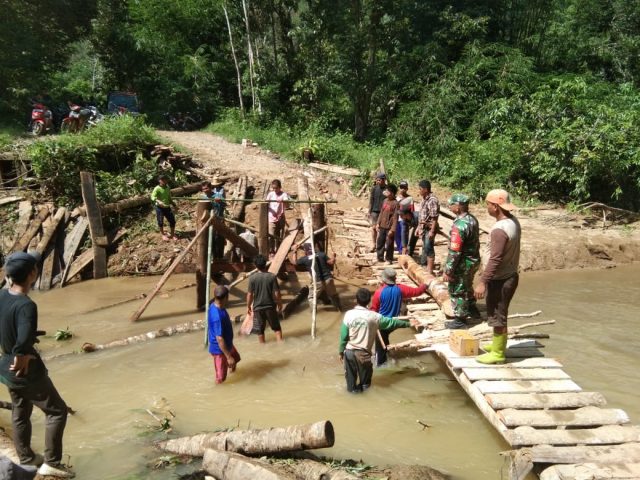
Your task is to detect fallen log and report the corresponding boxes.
[78,318,205,355]
[307,162,361,177]
[203,449,297,480]
[76,182,202,216]
[157,420,334,457]
[397,255,453,317]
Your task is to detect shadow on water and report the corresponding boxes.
[229,358,292,382]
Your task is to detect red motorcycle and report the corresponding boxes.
[29,102,54,135]
[61,102,91,133]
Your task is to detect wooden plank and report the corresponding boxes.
[80,171,107,279]
[434,351,511,444]
[0,196,23,206]
[486,392,607,410]
[35,207,67,255]
[11,200,32,247]
[448,357,563,370]
[407,303,439,312]
[507,425,640,447]
[505,347,545,358]
[540,462,640,480]
[211,216,259,257]
[463,367,570,381]
[64,229,126,283]
[9,205,50,252]
[267,225,300,275]
[475,379,582,394]
[131,217,214,321]
[499,406,630,428]
[59,217,89,287]
[38,237,58,290]
[522,442,640,464]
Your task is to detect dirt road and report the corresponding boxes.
[156,130,640,274]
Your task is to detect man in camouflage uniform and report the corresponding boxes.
[442,193,480,329]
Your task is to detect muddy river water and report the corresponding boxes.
[1,265,638,479]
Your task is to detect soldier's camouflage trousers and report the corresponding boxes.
[448,265,479,319]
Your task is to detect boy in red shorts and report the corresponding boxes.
[207,286,241,384]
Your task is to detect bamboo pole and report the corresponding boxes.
[196,201,211,310]
[175,197,337,204]
[204,211,214,346]
[130,214,215,321]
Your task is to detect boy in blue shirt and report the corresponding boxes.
[207,286,241,384]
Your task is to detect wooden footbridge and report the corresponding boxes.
[336,207,640,480]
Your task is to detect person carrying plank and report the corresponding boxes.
[474,189,521,364]
[442,193,481,330]
[339,288,419,393]
[246,254,284,343]
[0,252,75,478]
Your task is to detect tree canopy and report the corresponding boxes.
[1,0,639,207]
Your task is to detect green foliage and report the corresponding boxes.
[28,116,159,205]
[54,327,73,341]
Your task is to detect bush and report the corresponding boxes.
[28,116,159,204]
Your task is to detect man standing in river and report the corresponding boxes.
[474,189,521,364]
[0,252,74,478]
[339,288,419,392]
[247,254,284,343]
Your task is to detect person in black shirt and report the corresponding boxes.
[0,252,74,478]
[368,172,387,252]
[294,244,342,311]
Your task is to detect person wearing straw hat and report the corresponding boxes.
[201,178,226,259]
[442,193,481,330]
[474,189,521,364]
[0,252,74,478]
[371,267,427,366]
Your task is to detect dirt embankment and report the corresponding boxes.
[131,130,639,277]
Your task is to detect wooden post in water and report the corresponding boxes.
[196,200,211,310]
[258,203,269,256]
[80,171,108,279]
[312,202,327,252]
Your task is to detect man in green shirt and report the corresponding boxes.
[150,174,178,241]
[339,288,418,393]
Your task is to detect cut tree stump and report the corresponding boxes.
[157,420,334,457]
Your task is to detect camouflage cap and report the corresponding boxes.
[448,193,470,205]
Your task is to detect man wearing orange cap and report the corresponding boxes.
[474,189,521,364]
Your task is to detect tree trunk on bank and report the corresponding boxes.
[157,420,334,457]
[397,254,454,317]
[76,182,202,217]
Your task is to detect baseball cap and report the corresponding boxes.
[376,172,386,180]
[4,251,41,279]
[381,267,397,285]
[486,189,516,211]
[399,180,409,188]
[448,193,469,205]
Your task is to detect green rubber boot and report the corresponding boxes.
[481,341,494,352]
[476,333,507,364]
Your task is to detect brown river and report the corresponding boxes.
[1,264,638,479]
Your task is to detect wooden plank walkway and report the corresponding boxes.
[432,333,640,479]
[339,206,640,479]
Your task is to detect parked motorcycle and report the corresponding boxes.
[165,111,202,131]
[29,102,54,135]
[61,102,91,133]
[86,105,104,127]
